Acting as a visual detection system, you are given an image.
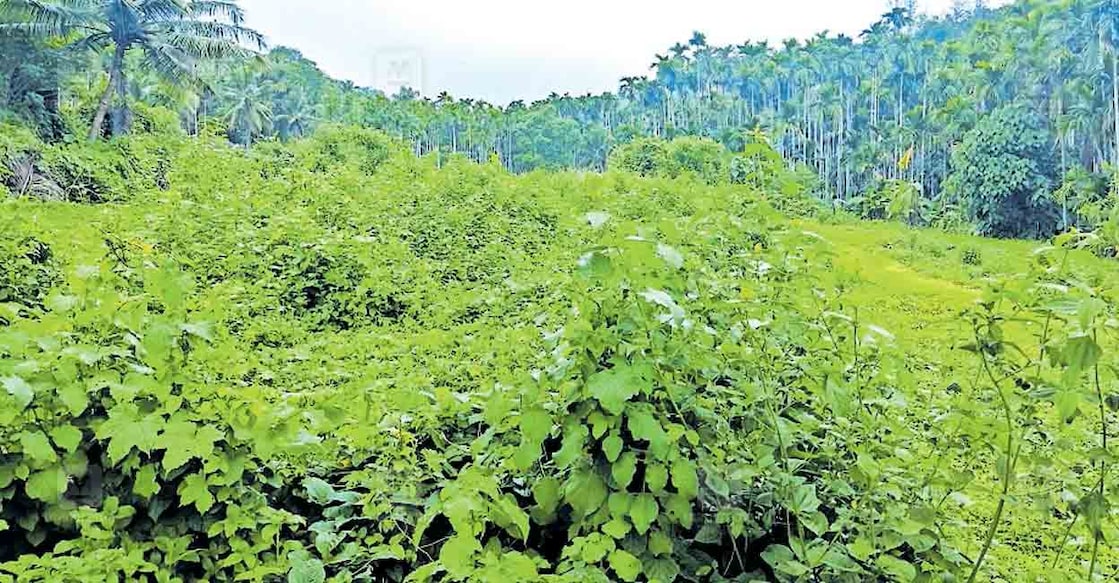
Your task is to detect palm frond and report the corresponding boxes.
[188,0,245,25]
[0,0,100,37]
[161,30,253,60]
[70,29,113,51]
[137,0,188,22]
[162,17,264,51]
[141,39,198,84]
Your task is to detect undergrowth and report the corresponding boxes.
[0,127,1115,582]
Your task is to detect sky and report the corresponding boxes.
[237,0,1004,105]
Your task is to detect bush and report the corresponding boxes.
[0,233,60,311]
[664,136,728,184]
[607,137,671,178]
[944,105,1059,238]
[300,124,400,176]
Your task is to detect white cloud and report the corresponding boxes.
[238,0,1006,105]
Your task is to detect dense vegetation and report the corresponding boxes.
[0,121,1117,582]
[2,0,1119,581]
[6,0,1119,240]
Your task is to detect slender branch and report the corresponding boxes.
[966,327,1016,583]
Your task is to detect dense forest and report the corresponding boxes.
[6,0,1119,239]
[1,1,1119,582]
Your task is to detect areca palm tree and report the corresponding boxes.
[0,0,265,141]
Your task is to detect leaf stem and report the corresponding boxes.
[966,327,1016,583]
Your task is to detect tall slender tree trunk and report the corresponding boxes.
[1112,54,1118,197]
[89,44,126,142]
[113,58,131,136]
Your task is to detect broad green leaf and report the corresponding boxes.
[875,555,917,582]
[159,419,224,473]
[648,531,673,556]
[645,463,668,492]
[178,473,215,513]
[520,407,551,444]
[493,494,531,541]
[822,546,859,572]
[671,459,698,499]
[566,470,607,518]
[439,535,480,580]
[25,467,67,502]
[515,408,551,470]
[788,484,820,515]
[608,549,642,582]
[580,533,615,563]
[3,376,33,409]
[588,365,650,416]
[602,516,631,539]
[303,477,336,505]
[644,557,680,583]
[608,492,631,517]
[288,553,326,583]
[612,452,638,489]
[762,544,809,577]
[98,405,163,463]
[134,465,160,499]
[630,494,658,535]
[58,383,89,416]
[555,423,588,469]
[628,408,670,459]
[704,469,730,499]
[602,433,624,463]
[664,494,693,529]
[694,520,722,544]
[20,431,56,464]
[49,425,83,454]
[533,477,561,515]
[1064,335,1102,375]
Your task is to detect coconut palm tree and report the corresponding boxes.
[274,91,317,140]
[222,73,271,147]
[0,0,265,140]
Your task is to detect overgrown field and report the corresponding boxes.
[1,130,1116,582]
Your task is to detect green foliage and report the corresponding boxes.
[945,106,1059,239]
[0,221,59,311]
[609,136,728,185]
[0,0,265,140]
[299,124,400,175]
[852,179,926,225]
[0,124,1116,582]
[664,136,728,185]
[730,133,820,216]
[608,137,672,178]
[1,126,175,202]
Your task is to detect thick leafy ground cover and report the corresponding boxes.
[0,130,1116,582]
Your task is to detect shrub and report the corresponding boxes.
[0,234,60,311]
[301,124,399,176]
[944,105,1059,238]
[610,136,731,185]
[2,128,174,202]
[607,137,671,178]
[664,136,728,184]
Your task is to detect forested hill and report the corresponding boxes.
[3,1,1119,233]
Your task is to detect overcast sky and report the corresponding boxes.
[237,0,1003,105]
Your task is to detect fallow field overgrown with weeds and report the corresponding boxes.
[0,128,1116,582]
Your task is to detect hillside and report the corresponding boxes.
[1,130,1116,581]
